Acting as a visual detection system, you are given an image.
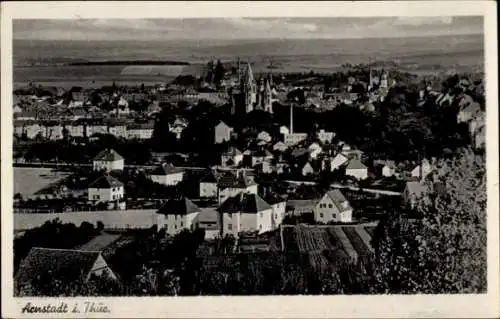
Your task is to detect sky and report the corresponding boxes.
[13,17,483,41]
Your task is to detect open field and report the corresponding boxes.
[75,232,122,251]
[14,167,70,197]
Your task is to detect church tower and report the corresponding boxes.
[263,78,273,113]
[380,69,388,89]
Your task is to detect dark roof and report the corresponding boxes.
[325,190,351,212]
[150,163,184,175]
[15,247,103,285]
[217,171,256,189]
[157,197,200,215]
[200,170,219,183]
[93,149,124,161]
[218,192,271,214]
[88,175,123,189]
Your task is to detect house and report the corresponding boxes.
[93,149,124,171]
[403,181,428,209]
[127,122,155,140]
[273,141,288,152]
[313,190,353,223]
[217,171,258,205]
[411,159,433,181]
[86,121,108,137]
[261,193,287,229]
[284,133,308,146]
[345,159,368,180]
[149,163,185,186]
[286,199,318,216]
[276,162,290,175]
[214,121,233,144]
[308,142,323,159]
[221,146,243,167]
[382,160,397,177]
[66,121,86,138]
[256,161,274,174]
[15,247,118,293]
[15,111,37,120]
[13,104,23,114]
[199,170,219,198]
[88,175,124,203]
[250,149,274,167]
[107,119,128,139]
[302,162,315,176]
[42,121,64,140]
[194,207,229,239]
[316,129,335,144]
[217,192,274,237]
[329,153,349,171]
[156,197,201,236]
[257,131,272,143]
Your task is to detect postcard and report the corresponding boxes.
[1,1,499,318]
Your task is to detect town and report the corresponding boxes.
[13,56,485,296]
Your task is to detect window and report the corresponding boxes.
[175,225,177,229]
[181,221,183,227]
[228,224,232,230]
[228,213,232,218]
[93,195,99,200]
[320,213,324,218]
[260,212,263,218]
[332,213,337,219]
[328,204,333,208]
[259,224,262,230]
[274,214,277,219]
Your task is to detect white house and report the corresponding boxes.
[194,207,230,239]
[217,192,274,237]
[156,197,201,236]
[263,195,287,229]
[329,153,349,171]
[149,163,185,186]
[214,121,233,144]
[93,149,125,172]
[313,190,353,223]
[345,159,368,180]
[127,123,154,140]
[382,160,397,177]
[221,146,243,167]
[88,175,124,203]
[302,162,315,176]
[217,171,258,205]
[199,170,219,198]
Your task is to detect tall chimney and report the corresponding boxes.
[290,103,294,134]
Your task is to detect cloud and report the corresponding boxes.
[394,17,453,26]
[13,17,483,41]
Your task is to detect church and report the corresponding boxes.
[231,59,275,115]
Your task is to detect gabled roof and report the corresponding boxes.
[150,163,184,176]
[217,171,256,189]
[218,192,271,214]
[15,247,104,285]
[89,175,123,189]
[216,121,231,129]
[93,149,124,162]
[324,190,351,212]
[346,159,367,170]
[157,197,200,215]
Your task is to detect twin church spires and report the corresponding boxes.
[239,61,274,114]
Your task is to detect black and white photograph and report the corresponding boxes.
[2,1,499,318]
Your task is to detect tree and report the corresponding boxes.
[214,59,225,86]
[371,148,486,293]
